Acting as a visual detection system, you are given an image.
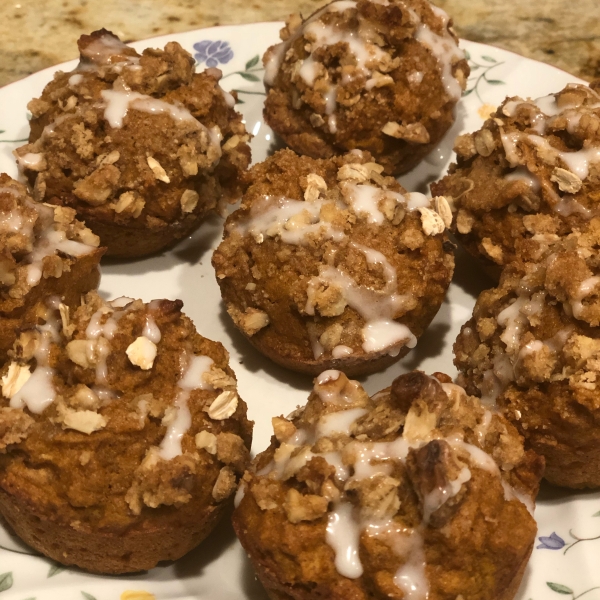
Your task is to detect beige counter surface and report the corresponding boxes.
[0,0,598,87]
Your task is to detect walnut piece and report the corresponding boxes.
[126,336,157,370]
[283,488,328,523]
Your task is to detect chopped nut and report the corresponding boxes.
[113,191,145,218]
[456,209,474,234]
[100,150,120,165]
[551,167,583,193]
[0,406,34,449]
[382,121,430,144]
[66,338,110,369]
[309,113,325,127]
[283,488,328,523]
[346,473,400,520]
[61,408,107,434]
[434,196,453,228]
[207,390,238,420]
[229,306,270,336]
[337,163,370,182]
[304,173,327,202]
[180,189,199,213]
[403,399,437,442]
[319,323,343,350]
[73,164,120,206]
[418,207,445,236]
[202,366,236,390]
[126,336,157,370]
[1,363,31,398]
[222,134,241,152]
[195,430,217,454]
[481,237,504,263]
[272,416,296,442]
[212,466,236,501]
[147,156,170,183]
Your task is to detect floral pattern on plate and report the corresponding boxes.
[0,21,590,600]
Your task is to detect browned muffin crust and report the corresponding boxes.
[454,220,600,488]
[233,370,543,600]
[0,173,103,363]
[0,292,252,573]
[14,29,251,258]
[212,149,455,376]
[432,81,600,279]
[263,0,469,175]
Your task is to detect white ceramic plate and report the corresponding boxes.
[0,21,597,600]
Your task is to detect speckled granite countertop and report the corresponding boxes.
[0,0,598,87]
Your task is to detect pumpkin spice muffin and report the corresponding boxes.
[233,370,543,600]
[212,149,455,376]
[14,29,251,258]
[454,219,600,488]
[263,0,469,175]
[431,81,600,279]
[0,292,252,573]
[0,173,103,363]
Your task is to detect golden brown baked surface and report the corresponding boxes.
[262,0,469,176]
[233,370,543,600]
[454,220,600,488]
[0,292,252,573]
[212,149,455,376]
[432,80,600,278]
[0,173,103,363]
[14,29,251,258]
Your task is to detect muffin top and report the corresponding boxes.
[433,81,600,269]
[14,29,250,227]
[213,149,454,372]
[455,217,600,405]
[0,291,252,530]
[234,370,542,599]
[0,173,100,310]
[263,0,469,174]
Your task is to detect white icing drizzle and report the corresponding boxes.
[413,6,465,101]
[572,276,600,318]
[332,344,354,358]
[143,315,162,344]
[159,391,192,460]
[69,73,83,86]
[504,166,541,192]
[158,354,214,460]
[326,502,363,578]
[10,302,61,414]
[23,200,96,287]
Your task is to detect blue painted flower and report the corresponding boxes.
[193,40,233,68]
[537,532,566,550]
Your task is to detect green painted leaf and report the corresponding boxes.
[47,564,66,578]
[0,130,4,134]
[462,88,474,96]
[236,98,245,104]
[239,72,260,82]
[0,573,13,593]
[470,65,480,71]
[81,593,97,600]
[486,79,505,85]
[482,55,497,63]
[245,55,260,70]
[464,50,471,60]
[592,510,600,516]
[547,582,574,595]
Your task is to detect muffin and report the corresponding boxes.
[263,0,469,175]
[431,81,600,279]
[233,370,543,600]
[212,149,455,376]
[14,29,251,258]
[454,219,600,488]
[0,291,252,573]
[0,173,103,363]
